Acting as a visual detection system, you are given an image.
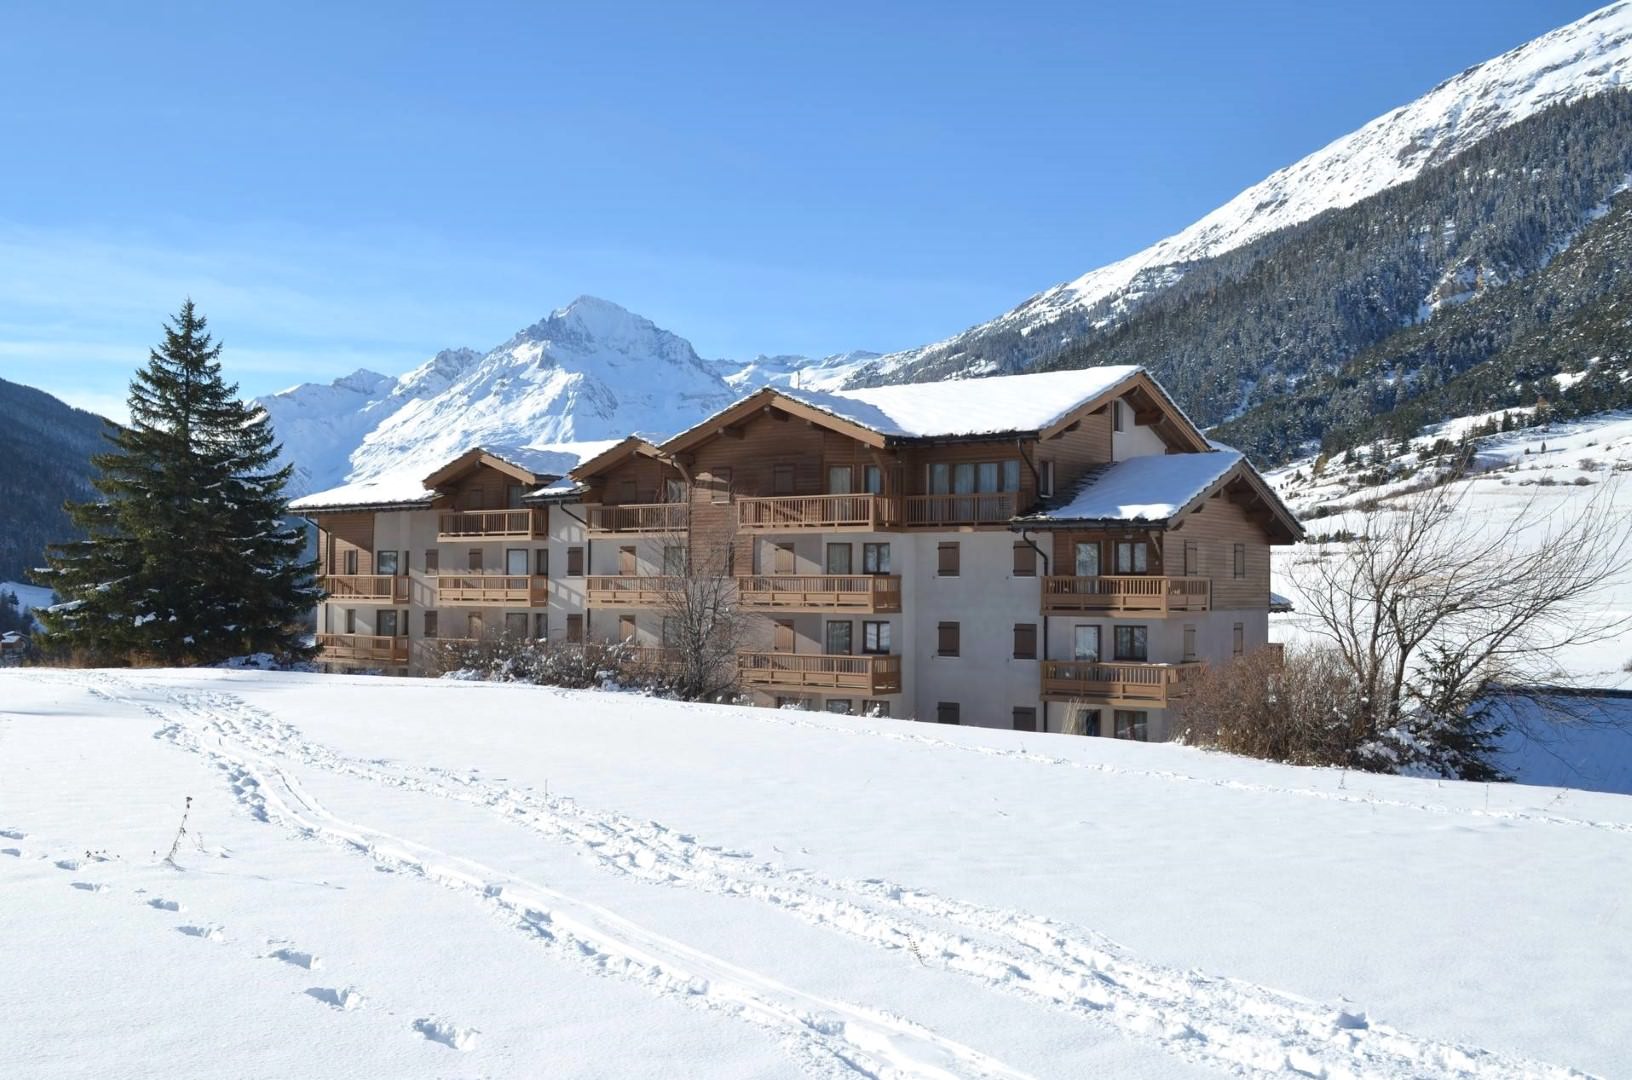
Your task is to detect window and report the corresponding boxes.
[936,702,961,725]
[1040,460,1055,497]
[863,699,890,718]
[1115,541,1148,574]
[977,461,998,492]
[863,465,882,494]
[379,610,399,637]
[1185,541,1199,576]
[772,464,795,495]
[566,614,584,643]
[1114,625,1148,661]
[376,550,399,575]
[1233,622,1245,657]
[1012,542,1036,577]
[1003,460,1020,492]
[506,484,524,509]
[928,462,950,494]
[467,613,484,639]
[468,548,483,572]
[344,608,357,633]
[1074,542,1100,577]
[825,621,853,656]
[937,621,960,657]
[1072,706,1103,737]
[665,478,687,503]
[827,465,852,494]
[953,462,975,494]
[1073,625,1100,661]
[937,542,960,576]
[1013,623,1037,660]
[506,548,528,576]
[661,616,679,647]
[534,613,548,640]
[824,699,853,715]
[535,548,549,576]
[505,612,528,638]
[712,467,733,503]
[863,542,891,574]
[343,549,358,575]
[862,620,891,654]
[774,696,808,710]
[1012,707,1038,732]
[1233,543,1247,579]
[423,611,438,638]
[1113,709,1148,741]
[663,545,687,576]
[566,546,584,577]
[825,543,852,575]
[424,548,439,575]
[1183,624,1198,662]
[1112,399,1125,432]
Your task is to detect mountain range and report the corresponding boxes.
[263,2,1632,491]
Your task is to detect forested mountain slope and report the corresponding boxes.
[0,378,109,581]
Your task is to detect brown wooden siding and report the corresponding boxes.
[317,512,374,575]
[1164,494,1271,610]
[1034,405,1113,500]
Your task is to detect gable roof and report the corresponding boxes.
[660,366,1210,455]
[292,441,622,515]
[1016,446,1304,543]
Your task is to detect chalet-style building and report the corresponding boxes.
[292,366,1301,739]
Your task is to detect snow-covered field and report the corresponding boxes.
[1,580,53,614]
[3,669,1629,1079]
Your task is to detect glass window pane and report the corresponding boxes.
[977,462,998,492]
[1075,543,1099,577]
[953,463,975,494]
[825,543,852,574]
[1003,460,1020,492]
[827,466,852,494]
[506,549,528,575]
[826,621,852,655]
[929,463,950,494]
[375,550,398,575]
[1073,625,1099,661]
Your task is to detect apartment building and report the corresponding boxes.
[293,366,1302,739]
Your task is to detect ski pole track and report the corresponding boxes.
[87,673,1591,1080]
[126,677,1034,1080]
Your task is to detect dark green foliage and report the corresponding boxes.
[0,588,30,637]
[0,378,108,582]
[33,302,320,665]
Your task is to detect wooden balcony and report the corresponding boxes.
[736,574,902,613]
[435,574,549,606]
[586,575,680,607]
[317,633,409,665]
[739,651,902,694]
[1041,660,1202,705]
[737,493,896,531]
[1041,576,1211,615]
[584,502,690,534]
[902,492,1017,526]
[437,508,539,540]
[321,574,408,603]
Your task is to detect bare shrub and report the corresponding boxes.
[1173,646,1367,766]
[424,633,644,690]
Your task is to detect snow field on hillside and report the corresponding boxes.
[3,669,1628,1078]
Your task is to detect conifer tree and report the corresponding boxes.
[34,301,319,664]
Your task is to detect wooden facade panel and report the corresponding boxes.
[1049,529,1167,577]
[1034,404,1113,502]
[587,456,682,505]
[318,512,375,575]
[1165,495,1271,610]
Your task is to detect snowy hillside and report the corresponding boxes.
[856,2,1632,385]
[5,667,1629,1079]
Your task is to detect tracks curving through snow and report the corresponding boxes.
[81,673,1596,1079]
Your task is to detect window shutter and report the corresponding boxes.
[1233,543,1247,579]
[567,546,584,576]
[1012,707,1037,732]
[1013,623,1037,659]
[937,542,960,576]
[937,621,960,657]
[936,702,961,725]
[1012,542,1036,577]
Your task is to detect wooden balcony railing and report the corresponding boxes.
[903,492,1018,526]
[584,503,689,534]
[321,574,408,603]
[435,574,549,606]
[1041,575,1211,614]
[737,493,897,531]
[437,508,538,540]
[736,574,902,612]
[1041,660,1202,704]
[738,651,902,694]
[585,575,681,607]
[316,633,409,665]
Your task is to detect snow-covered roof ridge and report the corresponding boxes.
[1023,449,1246,524]
[290,440,623,512]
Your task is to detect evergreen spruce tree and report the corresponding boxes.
[34,301,319,664]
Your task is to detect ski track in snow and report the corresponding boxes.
[57,671,1594,1080]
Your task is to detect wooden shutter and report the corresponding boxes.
[1012,542,1036,577]
[773,619,795,653]
[937,621,960,657]
[936,702,960,725]
[619,546,637,575]
[937,542,960,576]
[566,614,583,643]
[1012,707,1037,732]
[567,547,584,576]
[1013,623,1037,660]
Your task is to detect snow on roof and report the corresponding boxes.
[479,440,622,480]
[289,472,437,512]
[778,366,1143,439]
[1025,449,1244,523]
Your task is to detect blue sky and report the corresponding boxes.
[0,0,1602,420]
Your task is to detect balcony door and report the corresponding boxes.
[1073,625,1100,662]
[825,620,852,656]
[1074,542,1100,578]
[506,548,528,576]
[827,465,852,495]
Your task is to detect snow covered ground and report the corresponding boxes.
[3,668,1629,1078]
[1,581,54,614]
